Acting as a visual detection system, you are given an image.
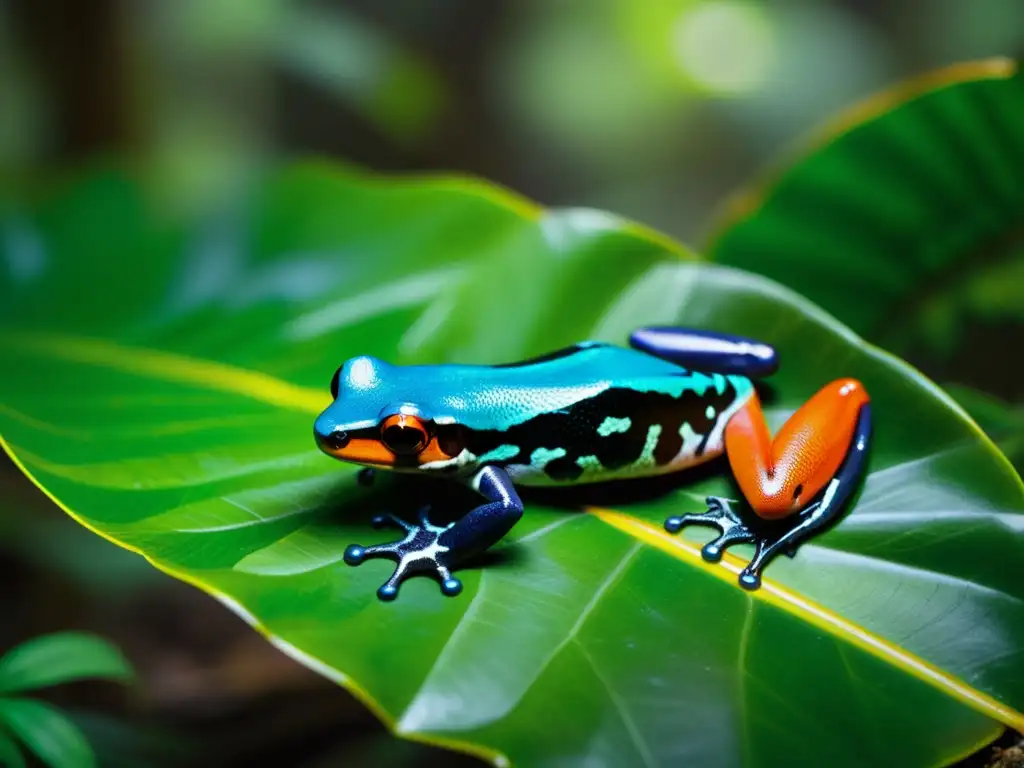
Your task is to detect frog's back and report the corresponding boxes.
[398,342,688,423]
[404,342,755,485]
[486,341,682,380]
[461,341,686,391]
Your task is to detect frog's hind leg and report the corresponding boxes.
[629,326,779,377]
[665,379,872,589]
[726,379,870,521]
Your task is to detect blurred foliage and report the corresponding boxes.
[0,632,134,768]
[3,0,1023,232]
[946,384,1024,475]
[273,4,447,145]
[0,633,133,695]
[708,61,1024,402]
[1,0,1022,765]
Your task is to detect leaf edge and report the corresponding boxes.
[703,56,1019,249]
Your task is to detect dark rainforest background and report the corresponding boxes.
[1,1,1022,766]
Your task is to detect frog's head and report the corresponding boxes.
[313,355,468,471]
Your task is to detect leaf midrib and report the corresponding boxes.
[590,508,1024,733]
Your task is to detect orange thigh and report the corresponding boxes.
[724,379,869,520]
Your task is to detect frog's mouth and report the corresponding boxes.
[315,424,396,467]
[314,426,458,468]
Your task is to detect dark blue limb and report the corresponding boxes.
[439,465,524,561]
[343,465,523,601]
[665,403,872,589]
[629,326,779,377]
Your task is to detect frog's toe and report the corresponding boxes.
[343,544,367,565]
[664,510,715,533]
[700,525,757,562]
[663,498,741,535]
[377,583,400,601]
[343,513,461,601]
[370,512,414,531]
[664,497,760,569]
[738,569,762,590]
[343,538,402,564]
[705,496,744,521]
[416,506,452,535]
[375,566,458,601]
[700,541,723,562]
[439,572,463,597]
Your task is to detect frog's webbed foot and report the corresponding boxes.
[665,386,872,590]
[343,507,463,601]
[665,496,757,562]
[665,496,823,590]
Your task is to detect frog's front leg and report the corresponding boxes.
[344,466,524,601]
[666,378,872,589]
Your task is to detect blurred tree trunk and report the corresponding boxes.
[10,0,137,162]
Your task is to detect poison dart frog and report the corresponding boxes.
[314,326,871,601]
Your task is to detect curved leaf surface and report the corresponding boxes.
[0,730,26,768]
[0,699,95,768]
[946,384,1024,475]
[0,632,134,694]
[1,165,1023,767]
[708,58,1024,370]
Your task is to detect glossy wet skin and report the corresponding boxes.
[316,408,449,468]
[312,328,872,597]
[313,343,755,485]
[724,377,869,518]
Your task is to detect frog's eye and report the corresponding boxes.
[330,367,342,399]
[380,413,432,456]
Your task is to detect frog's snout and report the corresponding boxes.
[314,417,351,456]
[323,430,352,454]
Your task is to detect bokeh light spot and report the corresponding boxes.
[672,1,775,94]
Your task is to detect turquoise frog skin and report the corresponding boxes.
[314,327,872,601]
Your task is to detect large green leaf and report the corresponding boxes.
[1,164,1023,767]
[708,58,1024,383]
[0,632,134,695]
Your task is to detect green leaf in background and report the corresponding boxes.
[0,632,134,695]
[272,4,447,147]
[1,164,1023,767]
[708,58,1024,389]
[63,711,196,768]
[945,383,1024,475]
[0,699,95,768]
[0,730,27,768]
